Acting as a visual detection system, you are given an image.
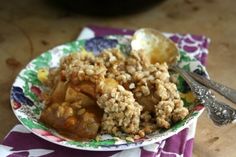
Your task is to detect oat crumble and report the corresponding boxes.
[39,48,189,141]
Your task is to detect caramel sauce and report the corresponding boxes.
[40,81,104,141]
[40,104,103,141]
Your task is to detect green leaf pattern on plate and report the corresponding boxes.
[32,51,52,70]
[67,139,116,148]
[20,117,48,130]
[63,40,85,55]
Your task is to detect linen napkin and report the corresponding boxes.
[0,25,209,157]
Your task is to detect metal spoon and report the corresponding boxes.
[188,71,236,104]
[131,28,236,125]
[172,65,236,125]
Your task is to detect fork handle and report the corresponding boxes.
[188,72,236,104]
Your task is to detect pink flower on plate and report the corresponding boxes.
[194,104,204,111]
[12,101,21,109]
[46,135,64,142]
[30,86,42,97]
[32,128,64,142]
[32,128,51,136]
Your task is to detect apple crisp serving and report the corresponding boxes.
[39,48,189,141]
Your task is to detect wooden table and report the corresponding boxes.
[0,0,236,156]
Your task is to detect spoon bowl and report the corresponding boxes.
[131,28,179,64]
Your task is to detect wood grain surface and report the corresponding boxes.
[0,0,236,156]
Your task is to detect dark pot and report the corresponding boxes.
[49,0,164,16]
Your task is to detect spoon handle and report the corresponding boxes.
[171,65,236,125]
[207,100,236,125]
[188,72,236,104]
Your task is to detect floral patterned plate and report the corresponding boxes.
[10,36,206,151]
